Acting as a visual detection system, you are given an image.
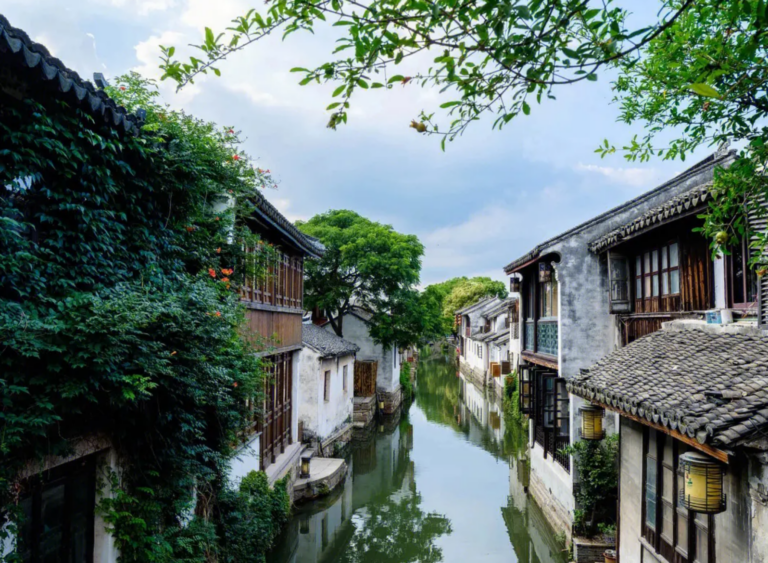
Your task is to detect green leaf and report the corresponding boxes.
[522,101,530,115]
[388,75,405,84]
[327,102,341,110]
[357,79,369,89]
[689,83,722,99]
[290,67,309,73]
[586,73,598,82]
[440,101,461,108]
[332,85,346,97]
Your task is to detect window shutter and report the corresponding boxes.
[519,366,532,414]
[542,372,557,429]
[748,194,768,327]
[608,251,632,313]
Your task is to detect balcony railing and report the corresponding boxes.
[537,320,558,356]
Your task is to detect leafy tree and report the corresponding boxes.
[297,210,424,345]
[442,277,507,318]
[160,1,768,261]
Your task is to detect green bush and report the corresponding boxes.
[219,472,291,563]
[502,371,525,427]
[563,434,619,537]
[400,361,413,400]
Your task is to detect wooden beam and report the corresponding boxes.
[591,398,729,463]
[522,352,558,371]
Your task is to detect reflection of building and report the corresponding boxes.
[459,373,505,447]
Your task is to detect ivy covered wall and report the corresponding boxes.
[0,70,287,562]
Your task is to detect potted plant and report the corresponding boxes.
[604,549,617,563]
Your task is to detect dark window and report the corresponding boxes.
[18,457,96,563]
[342,365,348,392]
[324,370,331,402]
[728,237,758,309]
[642,428,714,563]
[531,368,569,472]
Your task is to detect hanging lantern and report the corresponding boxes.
[678,451,726,514]
[579,404,605,440]
[509,276,522,293]
[539,262,552,283]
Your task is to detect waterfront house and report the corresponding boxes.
[567,160,768,562]
[317,306,405,415]
[504,149,736,543]
[299,324,359,455]
[229,193,323,485]
[457,296,504,385]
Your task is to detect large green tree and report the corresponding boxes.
[160,0,768,261]
[441,277,507,318]
[297,210,425,345]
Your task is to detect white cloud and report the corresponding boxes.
[575,162,660,188]
[105,0,176,16]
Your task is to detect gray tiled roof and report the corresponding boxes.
[0,15,143,134]
[455,296,497,315]
[483,297,515,319]
[568,326,768,450]
[588,182,713,253]
[303,323,359,358]
[502,151,733,274]
[251,193,324,258]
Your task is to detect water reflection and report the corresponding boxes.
[268,354,566,563]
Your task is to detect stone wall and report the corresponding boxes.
[572,537,614,563]
[529,458,574,544]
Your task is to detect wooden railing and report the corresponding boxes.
[240,249,303,309]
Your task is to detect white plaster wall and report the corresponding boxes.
[530,441,574,517]
[298,347,321,436]
[331,314,399,393]
[714,255,726,309]
[229,434,261,487]
[465,337,487,373]
[317,356,354,438]
[618,418,644,563]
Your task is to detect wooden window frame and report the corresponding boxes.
[324,370,331,402]
[642,428,715,563]
[530,367,570,472]
[18,456,96,563]
[727,236,758,309]
[635,241,680,306]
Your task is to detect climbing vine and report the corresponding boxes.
[0,72,283,561]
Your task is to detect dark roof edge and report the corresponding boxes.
[503,150,736,274]
[0,14,143,135]
[252,193,323,258]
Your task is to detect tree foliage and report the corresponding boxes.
[161,0,768,263]
[296,209,426,346]
[441,277,507,318]
[0,72,284,561]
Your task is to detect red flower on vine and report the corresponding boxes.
[208,268,216,278]
[186,226,195,232]
[120,86,126,91]
[232,154,240,161]
[215,216,220,221]
[221,268,234,276]
[214,311,222,317]
[216,247,221,254]
[221,277,230,283]
[228,129,234,134]
[233,382,238,388]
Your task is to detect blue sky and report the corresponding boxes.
[2,1,710,286]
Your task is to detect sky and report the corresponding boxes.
[2,1,710,286]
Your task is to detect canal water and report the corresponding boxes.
[268,354,568,563]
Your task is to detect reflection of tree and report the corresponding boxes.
[332,486,452,563]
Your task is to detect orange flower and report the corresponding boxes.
[120,86,126,91]
[225,283,231,289]
[170,351,177,356]
[232,154,240,161]
[221,268,234,276]
[233,382,238,388]
[214,311,222,317]
[208,268,216,278]
[221,277,230,283]
[186,226,195,232]
[216,247,221,254]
